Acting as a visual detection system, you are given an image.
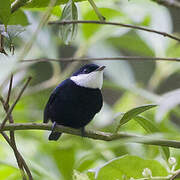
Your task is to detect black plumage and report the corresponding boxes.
[43,64,104,141]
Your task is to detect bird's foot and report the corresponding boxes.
[52,121,57,132]
[80,127,86,137]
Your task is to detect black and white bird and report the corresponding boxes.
[43,64,105,141]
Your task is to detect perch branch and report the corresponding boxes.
[21,56,180,63]
[48,20,180,42]
[0,123,180,148]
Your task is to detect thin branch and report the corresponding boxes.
[0,123,180,148]
[2,75,26,179]
[0,76,33,180]
[87,0,105,21]
[21,56,180,63]
[170,170,180,180]
[0,132,31,180]
[48,20,180,42]
[5,75,13,108]
[152,0,180,9]
[11,0,29,14]
[0,34,8,55]
[0,77,32,129]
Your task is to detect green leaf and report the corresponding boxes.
[82,8,126,40]
[134,116,170,160]
[133,116,159,133]
[107,31,155,56]
[60,0,78,44]
[0,164,21,180]
[0,0,11,25]
[160,146,170,161]
[52,147,75,180]
[8,10,29,26]
[118,104,157,127]
[89,155,168,180]
[26,6,62,17]
[25,0,85,8]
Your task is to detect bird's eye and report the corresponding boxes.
[83,69,88,73]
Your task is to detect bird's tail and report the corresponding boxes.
[48,132,62,141]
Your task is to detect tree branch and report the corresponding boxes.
[1,123,180,148]
[21,56,180,63]
[48,20,180,42]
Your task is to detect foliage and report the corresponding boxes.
[0,0,180,180]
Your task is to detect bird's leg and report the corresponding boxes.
[51,121,57,132]
[80,127,86,137]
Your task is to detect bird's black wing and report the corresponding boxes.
[43,80,67,123]
[43,91,57,123]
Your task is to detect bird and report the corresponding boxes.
[43,63,105,141]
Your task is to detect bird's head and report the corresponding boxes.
[70,64,105,89]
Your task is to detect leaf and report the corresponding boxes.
[25,0,85,8]
[107,31,154,56]
[0,165,21,180]
[82,8,126,40]
[52,147,75,180]
[134,116,170,160]
[133,116,159,133]
[26,6,62,17]
[0,0,11,25]
[160,146,170,161]
[59,0,78,44]
[118,104,157,127]
[8,10,29,26]
[88,155,168,180]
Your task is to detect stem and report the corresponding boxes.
[48,20,180,42]
[11,0,29,14]
[0,123,180,148]
[21,56,180,63]
[87,0,105,21]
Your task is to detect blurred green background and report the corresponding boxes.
[0,0,180,179]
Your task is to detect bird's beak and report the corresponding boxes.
[95,66,106,72]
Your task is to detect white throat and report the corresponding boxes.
[70,71,104,89]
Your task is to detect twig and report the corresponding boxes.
[170,170,180,180]
[11,0,29,14]
[5,75,13,108]
[0,123,180,148]
[3,75,26,179]
[0,132,32,180]
[0,77,32,129]
[152,0,180,9]
[87,0,105,21]
[0,76,33,180]
[17,0,57,61]
[21,56,180,63]
[0,34,8,55]
[48,20,180,42]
